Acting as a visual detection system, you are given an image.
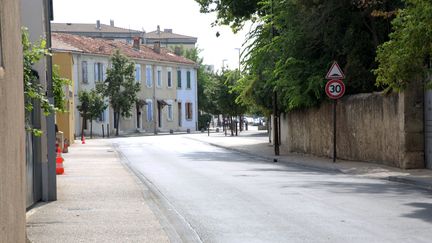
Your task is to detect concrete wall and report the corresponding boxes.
[280,87,424,169]
[0,0,26,241]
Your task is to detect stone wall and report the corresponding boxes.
[279,88,424,169]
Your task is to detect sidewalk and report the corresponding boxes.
[189,128,432,191]
[26,139,170,243]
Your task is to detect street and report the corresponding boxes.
[113,134,432,243]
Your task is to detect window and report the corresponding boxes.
[135,64,141,83]
[186,71,191,89]
[94,62,104,82]
[167,71,172,88]
[157,68,162,87]
[146,65,152,87]
[185,102,193,120]
[146,101,153,121]
[167,104,173,121]
[82,61,88,83]
[177,70,182,88]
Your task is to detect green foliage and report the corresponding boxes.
[77,89,107,121]
[205,69,247,117]
[197,0,402,112]
[52,65,71,112]
[22,27,53,136]
[97,50,140,135]
[375,0,432,91]
[195,0,260,32]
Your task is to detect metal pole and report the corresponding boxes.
[207,122,210,136]
[107,124,110,138]
[102,124,105,138]
[333,99,337,162]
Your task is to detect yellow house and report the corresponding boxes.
[53,52,75,144]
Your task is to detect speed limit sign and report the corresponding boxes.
[325,79,345,99]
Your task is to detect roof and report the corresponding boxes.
[51,33,196,66]
[52,23,142,34]
[146,30,197,42]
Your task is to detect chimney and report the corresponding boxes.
[174,46,182,56]
[157,25,160,35]
[133,37,141,50]
[164,29,173,33]
[154,41,161,54]
[110,19,114,27]
[96,20,101,30]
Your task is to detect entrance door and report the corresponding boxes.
[178,102,182,127]
[425,89,432,169]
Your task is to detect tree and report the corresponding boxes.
[97,50,140,136]
[375,0,432,92]
[77,90,107,138]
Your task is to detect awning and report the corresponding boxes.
[157,99,168,107]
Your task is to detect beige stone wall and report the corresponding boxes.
[280,90,424,169]
[0,0,26,242]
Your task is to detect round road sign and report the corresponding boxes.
[325,79,345,99]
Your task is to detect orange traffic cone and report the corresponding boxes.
[81,135,85,144]
[56,144,64,175]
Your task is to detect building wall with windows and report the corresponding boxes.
[52,33,198,136]
[0,0,26,241]
[176,67,198,131]
[72,54,111,137]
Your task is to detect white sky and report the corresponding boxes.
[52,0,251,71]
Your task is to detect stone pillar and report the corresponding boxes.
[398,79,425,169]
[0,0,26,242]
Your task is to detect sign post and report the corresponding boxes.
[325,62,345,162]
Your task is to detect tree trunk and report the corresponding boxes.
[81,115,86,140]
[115,111,120,136]
[90,119,93,139]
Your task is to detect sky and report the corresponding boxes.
[52,0,251,71]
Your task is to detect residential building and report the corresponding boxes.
[0,1,26,241]
[52,20,143,44]
[144,25,197,50]
[51,22,197,51]
[51,33,198,137]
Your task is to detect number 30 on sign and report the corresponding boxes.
[325,79,345,99]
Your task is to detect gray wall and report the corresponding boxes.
[0,0,26,242]
[279,87,424,169]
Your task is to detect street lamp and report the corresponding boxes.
[234,48,241,73]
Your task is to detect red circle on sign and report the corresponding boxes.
[325,80,345,99]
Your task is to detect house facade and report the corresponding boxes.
[52,33,198,137]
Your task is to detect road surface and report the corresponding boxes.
[113,135,432,243]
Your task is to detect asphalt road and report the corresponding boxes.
[113,135,432,243]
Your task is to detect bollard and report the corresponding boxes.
[207,122,210,136]
[102,124,105,138]
[107,124,110,138]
